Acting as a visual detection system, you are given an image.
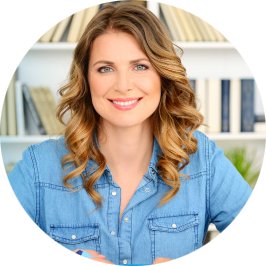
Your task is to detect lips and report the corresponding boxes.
[108,97,142,110]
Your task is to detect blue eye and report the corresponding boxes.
[99,67,113,73]
[135,64,148,70]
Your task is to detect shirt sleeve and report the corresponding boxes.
[208,139,252,232]
[0,149,37,262]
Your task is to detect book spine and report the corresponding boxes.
[0,65,7,136]
[7,74,17,135]
[241,79,254,132]
[254,115,266,123]
[189,79,196,93]
[15,81,25,136]
[221,80,230,132]
[230,79,241,133]
[22,85,46,134]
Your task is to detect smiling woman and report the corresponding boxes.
[7,2,252,265]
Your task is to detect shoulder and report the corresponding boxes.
[28,136,68,157]
[180,130,213,177]
[24,136,72,185]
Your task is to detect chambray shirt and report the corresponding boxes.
[8,130,252,265]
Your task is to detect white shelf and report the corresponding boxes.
[1,133,266,144]
[207,132,266,141]
[175,42,233,49]
[31,41,233,51]
[0,135,58,144]
[31,42,77,50]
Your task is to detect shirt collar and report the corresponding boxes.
[84,133,163,184]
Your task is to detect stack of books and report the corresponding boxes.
[159,0,266,42]
[0,76,65,136]
[28,0,145,42]
[189,78,266,134]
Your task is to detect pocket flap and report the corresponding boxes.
[50,224,100,244]
[148,213,199,233]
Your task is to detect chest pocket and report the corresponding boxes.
[50,224,101,253]
[148,212,199,261]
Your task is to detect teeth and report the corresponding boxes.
[112,99,138,106]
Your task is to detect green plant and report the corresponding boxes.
[224,147,260,189]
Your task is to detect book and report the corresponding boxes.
[0,65,7,136]
[255,115,265,123]
[15,80,25,136]
[207,78,221,133]
[30,87,55,135]
[174,7,196,42]
[51,15,72,42]
[78,5,100,40]
[254,122,266,133]
[221,80,230,132]
[241,79,254,132]
[168,5,187,42]
[5,0,22,42]
[160,4,180,41]
[40,0,70,42]
[28,0,58,42]
[189,79,196,93]
[67,9,86,42]
[0,0,6,42]
[6,74,17,135]
[40,87,65,135]
[185,12,204,42]
[195,79,207,133]
[191,14,210,42]
[22,85,46,134]
[230,79,241,133]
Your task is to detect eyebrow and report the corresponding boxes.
[92,58,150,67]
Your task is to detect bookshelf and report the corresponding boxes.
[1,1,264,165]
[0,0,265,243]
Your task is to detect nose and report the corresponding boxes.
[114,70,133,93]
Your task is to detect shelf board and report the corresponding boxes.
[1,133,266,144]
[31,42,77,50]
[31,41,233,51]
[0,135,58,144]
[207,132,266,141]
[174,41,233,49]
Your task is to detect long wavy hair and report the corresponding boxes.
[57,2,203,209]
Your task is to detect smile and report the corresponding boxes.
[108,97,142,110]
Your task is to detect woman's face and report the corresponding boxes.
[88,30,161,129]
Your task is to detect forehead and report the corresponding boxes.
[89,31,147,61]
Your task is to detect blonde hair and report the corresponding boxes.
[57,2,203,209]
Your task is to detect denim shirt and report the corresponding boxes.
[8,130,252,264]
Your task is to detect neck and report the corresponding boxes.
[97,120,154,176]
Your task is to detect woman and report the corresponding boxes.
[8,2,252,265]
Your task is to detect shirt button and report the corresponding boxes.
[111,231,115,236]
[145,188,150,192]
[112,191,117,196]
[71,235,77,240]
[151,170,155,174]
[124,217,129,223]
[172,223,177,228]
[123,259,128,264]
